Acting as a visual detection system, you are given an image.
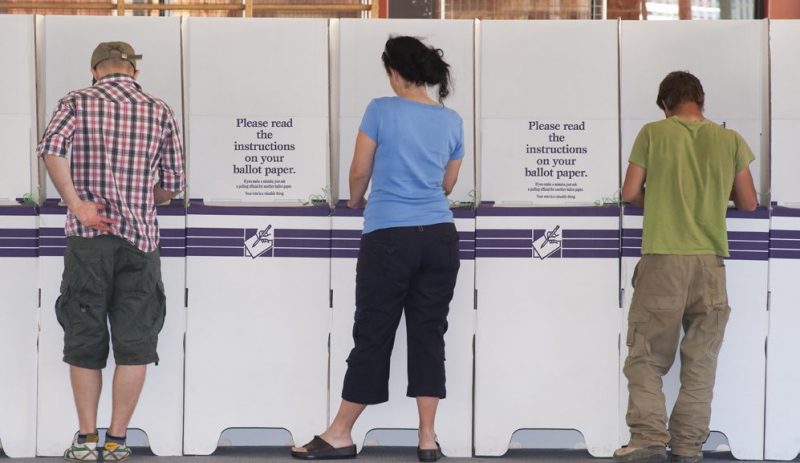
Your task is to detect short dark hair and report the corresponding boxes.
[657,71,704,111]
[381,36,451,102]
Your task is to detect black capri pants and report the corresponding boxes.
[342,222,460,405]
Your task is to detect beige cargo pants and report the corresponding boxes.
[623,254,731,456]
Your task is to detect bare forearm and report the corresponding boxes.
[153,185,177,205]
[349,174,370,205]
[43,155,82,210]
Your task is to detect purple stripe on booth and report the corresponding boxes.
[453,209,476,219]
[186,247,244,257]
[274,238,331,248]
[459,241,475,251]
[458,231,475,240]
[275,229,330,238]
[562,229,619,239]
[160,228,186,238]
[772,207,800,218]
[771,249,800,259]
[274,248,330,258]
[0,248,38,257]
[623,207,643,217]
[332,239,360,249]
[187,228,244,238]
[0,206,36,216]
[159,248,186,257]
[39,247,66,257]
[728,251,768,261]
[187,237,242,247]
[770,239,800,250]
[188,204,331,217]
[562,239,619,249]
[40,228,65,237]
[476,229,531,238]
[728,240,768,251]
[563,249,620,258]
[622,229,643,238]
[40,237,67,247]
[727,231,769,241]
[478,206,620,217]
[476,238,533,248]
[476,248,532,258]
[459,250,475,260]
[0,238,38,248]
[332,229,362,238]
[159,237,186,247]
[726,208,770,219]
[623,238,642,248]
[772,230,800,240]
[622,248,642,258]
[332,249,359,258]
[0,229,38,238]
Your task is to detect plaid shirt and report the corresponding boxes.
[37,74,185,253]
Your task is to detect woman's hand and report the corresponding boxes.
[347,197,367,209]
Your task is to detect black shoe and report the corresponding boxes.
[417,442,442,462]
[613,445,668,463]
[291,436,357,460]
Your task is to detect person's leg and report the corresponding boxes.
[404,223,459,451]
[107,365,147,437]
[416,397,440,450]
[291,399,367,452]
[617,255,689,462]
[70,366,103,434]
[669,256,730,459]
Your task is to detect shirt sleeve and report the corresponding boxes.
[36,98,76,158]
[450,116,465,161]
[158,108,186,193]
[628,125,650,169]
[733,132,755,173]
[358,99,381,143]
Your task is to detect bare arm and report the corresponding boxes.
[43,155,116,232]
[153,185,178,205]
[731,166,757,211]
[621,162,646,208]
[442,159,463,196]
[347,131,377,208]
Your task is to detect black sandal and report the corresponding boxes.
[417,442,443,462]
[291,435,357,460]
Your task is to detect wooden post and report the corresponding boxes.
[244,0,253,17]
[116,0,124,16]
[369,0,378,18]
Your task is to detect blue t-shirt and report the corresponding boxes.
[358,97,464,234]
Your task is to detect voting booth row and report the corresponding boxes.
[1,14,800,461]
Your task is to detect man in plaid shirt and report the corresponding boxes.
[38,41,184,462]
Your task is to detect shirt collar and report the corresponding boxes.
[95,73,141,90]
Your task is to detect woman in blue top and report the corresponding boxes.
[292,36,464,462]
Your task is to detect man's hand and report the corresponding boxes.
[72,200,116,233]
[347,197,367,209]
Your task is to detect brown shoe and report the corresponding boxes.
[613,445,668,463]
[671,452,702,463]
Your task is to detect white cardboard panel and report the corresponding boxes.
[36,209,186,456]
[337,19,475,204]
[474,209,621,457]
[765,211,800,460]
[329,212,474,457]
[185,18,329,203]
[183,209,329,454]
[0,211,38,457]
[620,20,769,204]
[769,21,800,205]
[479,21,619,205]
[40,16,183,199]
[619,209,768,460]
[0,16,37,204]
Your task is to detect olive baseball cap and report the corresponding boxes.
[91,41,142,69]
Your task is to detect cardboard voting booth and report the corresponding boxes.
[620,208,769,460]
[766,207,800,460]
[335,19,475,205]
[620,20,769,204]
[36,203,187,456]
[479,20,619,205]
[0,15,37,205]
[183,204,330,454]
[184,18,330,204]
[329,206,475,457]
[474,205,621,457]
[0,206,38,458]
[769,21,800,206]
[38,15,183,200]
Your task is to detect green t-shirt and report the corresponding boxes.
[629,116,755,257]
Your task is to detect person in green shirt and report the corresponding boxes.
[614,71,757,463]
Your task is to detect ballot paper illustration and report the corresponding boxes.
[245,225,274,258]
[532,225,561,259]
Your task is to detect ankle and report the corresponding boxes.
[105,432,127,445]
